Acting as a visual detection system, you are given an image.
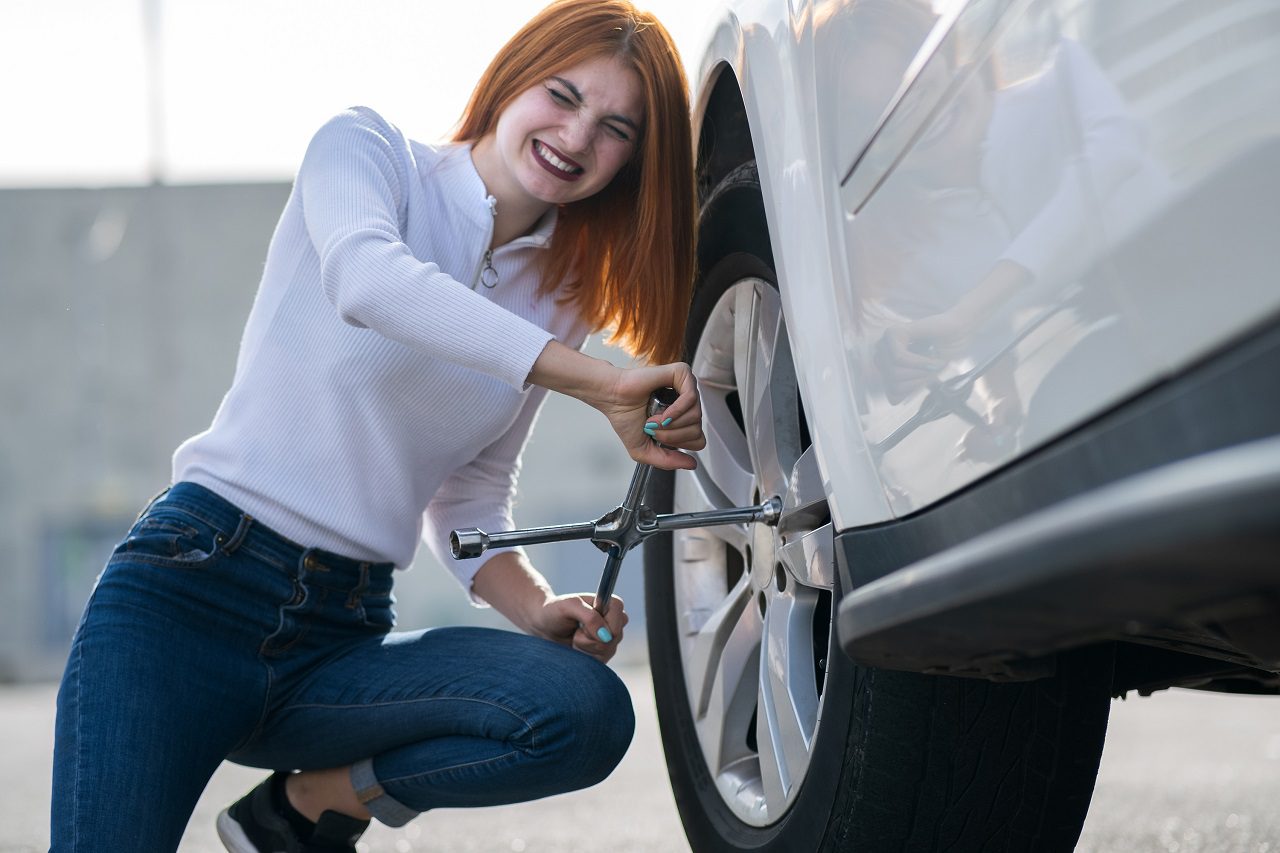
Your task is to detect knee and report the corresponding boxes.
[540,655,636,785]
[579,663,636,770]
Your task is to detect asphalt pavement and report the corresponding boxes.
[4,667,1279,852]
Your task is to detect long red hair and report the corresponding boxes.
[453,0,694,364]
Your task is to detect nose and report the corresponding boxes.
[559,115,596,156]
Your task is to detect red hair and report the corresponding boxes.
[453,0,695,364]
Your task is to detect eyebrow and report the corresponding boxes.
[549,76,642,132]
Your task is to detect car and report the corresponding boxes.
[642,0,1280,849]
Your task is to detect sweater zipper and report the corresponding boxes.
[478,250,498,289]
[474,195,499,289]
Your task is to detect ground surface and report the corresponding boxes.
[6,667,1279,852]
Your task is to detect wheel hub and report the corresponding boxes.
[749,501,780,594]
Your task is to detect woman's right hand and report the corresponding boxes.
[527,341,705,470]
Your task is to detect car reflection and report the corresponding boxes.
[828,0,1174,500]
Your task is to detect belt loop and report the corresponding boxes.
[346,562,371,609]
[134,485,172,523]
[217,513,254,555]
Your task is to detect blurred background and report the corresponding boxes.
[7,4,1280,852]
[0,0,714,682]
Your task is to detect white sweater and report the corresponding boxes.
[173,107,590,591]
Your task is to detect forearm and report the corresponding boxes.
[470,551,556,634]
[471,550,628,663]
[526,339,704,469]
[526,340,620,406]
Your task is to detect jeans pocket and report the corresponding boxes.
[117,506,223,570]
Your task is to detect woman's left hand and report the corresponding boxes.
[528,593,629,664]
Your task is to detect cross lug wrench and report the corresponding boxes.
[450,388,781,617]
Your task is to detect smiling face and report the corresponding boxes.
[473,53,645,213]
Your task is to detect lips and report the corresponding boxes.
[532,140,584,182]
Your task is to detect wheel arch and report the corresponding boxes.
[693,66,774,280]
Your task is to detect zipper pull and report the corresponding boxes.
[479,250,498,289]
[476,195,498,288]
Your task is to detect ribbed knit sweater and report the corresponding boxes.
[173,107,589,592]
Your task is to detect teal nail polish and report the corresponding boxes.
[596,626,614,643]
[662,417,673,427]
[644,423,658,435]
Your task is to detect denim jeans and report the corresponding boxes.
[51,482,635,852]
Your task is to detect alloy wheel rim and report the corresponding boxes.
[672,277,835,827]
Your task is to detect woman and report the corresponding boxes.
[50,2,701,851]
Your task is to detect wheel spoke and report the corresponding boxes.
[682,574,749,721]
[733,281,803,504]
[731,281,762,416]
[697,397,755,509]
[692,284,756,509]
[685,575,762,775]
[735,282,781,491]
[781,446,827,523]
[755,589,820,816]
[777,522,835,590]
[673,467,752,555]
[776,447,833,589]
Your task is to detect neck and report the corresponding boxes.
[492,201,549,247]
[470,136,552,248]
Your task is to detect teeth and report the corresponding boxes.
[535,141,581,174]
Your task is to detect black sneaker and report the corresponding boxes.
[216,772,370,853]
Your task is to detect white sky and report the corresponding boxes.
[0,0,714,187]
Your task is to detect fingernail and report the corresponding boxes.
[662,417,673,427]
[644,423,658,435]
[596,626,614,643]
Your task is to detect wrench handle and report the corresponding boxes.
[449,521,596,559]
[592,388,678,617]
[593,547,625,617]
[648,386,679,419]
[617,387,678,525]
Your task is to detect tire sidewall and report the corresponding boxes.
[645,252,854,852]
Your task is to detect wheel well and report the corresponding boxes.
[696,68,755,201]
[695,67,774,277]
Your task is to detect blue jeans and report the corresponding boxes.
[51,482,635,852]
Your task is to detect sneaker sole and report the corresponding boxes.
[215,809,259,853]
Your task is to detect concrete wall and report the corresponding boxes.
[0,183,642,681]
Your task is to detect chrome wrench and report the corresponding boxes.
[450,388,781,616]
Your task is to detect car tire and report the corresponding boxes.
[645,233,1114,852]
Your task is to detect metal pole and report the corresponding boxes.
[142,0,165,184]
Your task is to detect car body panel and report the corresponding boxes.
[696,2,895,529]
[836,0,1280,513]
[695,0,1280,524]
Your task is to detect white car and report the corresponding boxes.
[643,0,1280,849]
